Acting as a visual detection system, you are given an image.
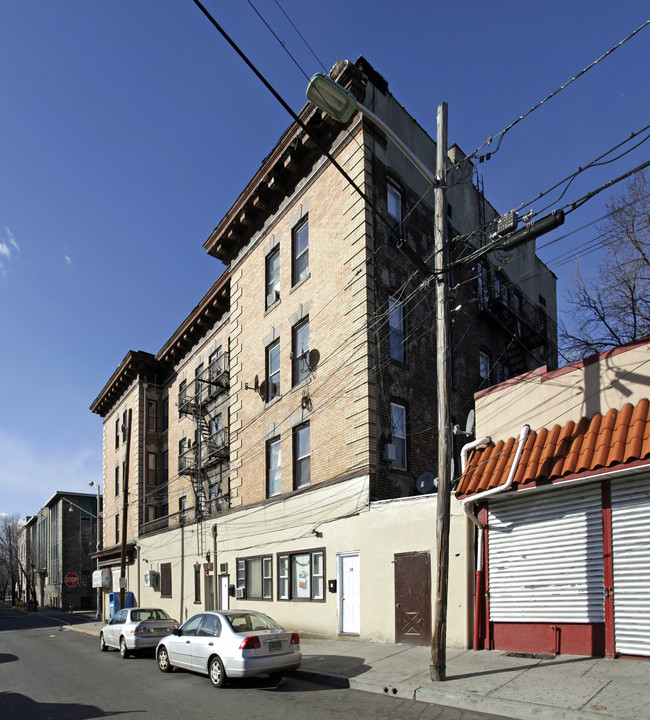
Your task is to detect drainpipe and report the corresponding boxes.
[460,425,530,650]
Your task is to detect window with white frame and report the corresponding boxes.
[195,363,205,403]
[388,296,405,362]
[210,413,224,447]
[266,340,280,401]
[236,556,273,600]
[387,182,402,229]
[292,317,309,386]
[390,403,407,470]
[266,247,280,308]
[267,437,281,497]
[277,549,324,601]
[148,452,157,485]
[293,423,310,489]
[292,217,309,286]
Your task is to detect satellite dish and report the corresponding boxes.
[465,409,475,436]
[253,374,260,392]
[307,349,320,371]
[258,380,268,400]
[416,471,437,494]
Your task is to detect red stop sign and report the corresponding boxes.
[64,572,79,588]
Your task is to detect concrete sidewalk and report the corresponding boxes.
[11,606,644,720]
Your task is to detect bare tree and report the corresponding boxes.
[0,514,22,604]
[561,171,650,360]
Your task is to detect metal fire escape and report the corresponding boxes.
[178,353,230,517]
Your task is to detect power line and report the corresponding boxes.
[457,18,650,168]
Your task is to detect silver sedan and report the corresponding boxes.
[100,608,178,658]
[156,610,302,687]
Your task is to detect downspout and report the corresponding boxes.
[460,425,530,649]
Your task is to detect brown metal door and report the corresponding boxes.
[394,551,431,645]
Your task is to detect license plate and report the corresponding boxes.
[268,640,282,652]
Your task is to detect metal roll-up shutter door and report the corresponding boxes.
[611,474,650,657]
[488,484,604,623]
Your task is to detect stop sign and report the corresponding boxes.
[64,572,79,588]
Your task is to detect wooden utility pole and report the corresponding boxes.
[119,409,132,610]
[431,102,451,682]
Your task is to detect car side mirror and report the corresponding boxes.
[173,627,183,636]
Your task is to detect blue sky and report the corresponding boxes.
[1,1,649,518]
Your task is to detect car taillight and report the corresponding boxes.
[239,635,261,650]
[133,626,141,634]
[290,633,300,645]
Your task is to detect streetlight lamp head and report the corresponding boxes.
[306,73,357,124]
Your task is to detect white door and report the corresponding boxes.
[338,552,360,634]
[219,574,230,610]
[611,475,650,657]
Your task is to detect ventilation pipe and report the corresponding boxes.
[459,425,530,650]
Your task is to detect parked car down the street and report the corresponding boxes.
[156,610,302,687]
[100,608,178,658]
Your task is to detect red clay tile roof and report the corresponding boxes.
[456,399,650,497]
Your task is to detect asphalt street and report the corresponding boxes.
[0,608,504,720]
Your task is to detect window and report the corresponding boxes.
[115,418,120,449]
[162,398,169,431]
[236,556,273,600]
[114,466,119,496]
[390,403,407,470]
[115,514,120,545]
[292,217,309,286]
[293,423,310,489]
[477,263,489,310]
[387,182,402,229]
[479,350,491,387]
[160,563,172,598]
[148,399,157,432]
[266,247,280,308]
[179,438,187,470]
[496,359,510,384]
[210,413,224,447]
[194,565,201,603]
[179,380,187,417]
[388,296,405,362]
[148,452,157,485]
[179,496,187,524]
[267,437,281,497]
[266,340,281,401]
[278,549,324,601]
[162,450,168,484]
[195,363,205,403]
[292,318,309,386]
[208,347,224,395]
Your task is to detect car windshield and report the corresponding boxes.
[225,612,282,633]
[131,609,171,622]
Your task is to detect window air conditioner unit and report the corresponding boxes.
[266,290,280,307]
[144,571,159,588]
[235,586,246,599]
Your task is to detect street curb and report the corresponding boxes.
[292,668,350,688]
[64,624,101,637]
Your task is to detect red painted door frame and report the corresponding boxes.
[601,480,616,658]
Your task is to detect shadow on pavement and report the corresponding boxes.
[0,653,19,664]
[0,692,139,719]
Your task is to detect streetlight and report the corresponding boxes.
[306,74,452,681]
[89,482,102,621]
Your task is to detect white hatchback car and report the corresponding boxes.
[100,608,178,658]
[156,610,301,687]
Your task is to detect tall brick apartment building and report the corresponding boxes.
[90,58,557,644]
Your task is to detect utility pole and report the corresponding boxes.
[431,102,451,682]
[119,409,132,611]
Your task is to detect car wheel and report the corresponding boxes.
[209,655,227,688]
[100,633,108,652]
[268,672,283,684]
[157,645,173,673]
[119,637,130,659]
